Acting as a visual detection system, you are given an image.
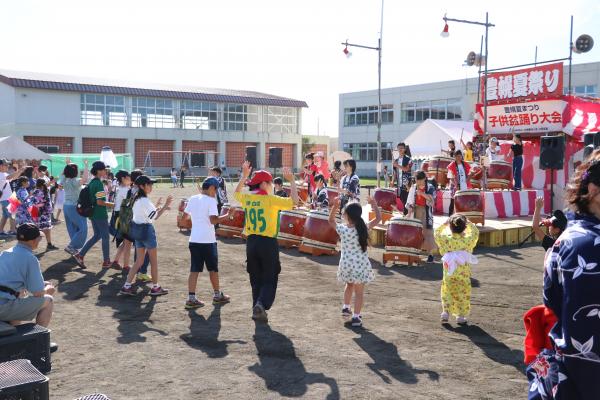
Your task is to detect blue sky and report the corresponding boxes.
[1,0,598,137]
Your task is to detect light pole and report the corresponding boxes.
[342,0,384,187]
[441,13,494,140]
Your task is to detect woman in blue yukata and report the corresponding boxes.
[527,149,600,400]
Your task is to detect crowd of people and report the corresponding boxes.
[1,145,599,398]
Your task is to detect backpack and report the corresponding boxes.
[76,185,95,218]
[116,190,135,237]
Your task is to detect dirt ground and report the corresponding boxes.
[0,183,544,399]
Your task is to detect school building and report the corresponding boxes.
[0,69,311,174]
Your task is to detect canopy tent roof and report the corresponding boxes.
[404,119,475,159]
[0,136,50,160]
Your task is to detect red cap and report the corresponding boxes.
[246,170,273,186]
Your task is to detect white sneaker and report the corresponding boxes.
[456,316,468,325]
[440,312,449,323]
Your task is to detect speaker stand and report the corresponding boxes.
[550,168,554,211]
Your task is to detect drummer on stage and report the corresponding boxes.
[405,171,437,263]
[447,150,473,216]
[234,162,298,322]
[442,140,457,157]
[485,137,501,161]
[506,134,523,191]
[393,142,412,215]
[330,160,344,188]
[340,159,360,209]
[312,174,329,210]
[314,152,330,182]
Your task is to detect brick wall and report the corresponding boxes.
[227,142,257,169]
[82,138,127,154]
[182,141,218,153]
[135,139,174,168]
[308,144,328,156]
[265,143,294,168]
[23,136,73,153]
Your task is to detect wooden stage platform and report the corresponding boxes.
[369,214,541,250]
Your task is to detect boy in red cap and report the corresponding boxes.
[234,162,298,322]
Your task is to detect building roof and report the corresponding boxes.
[0,69,308,108]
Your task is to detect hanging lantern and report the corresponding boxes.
[343,46,352,58]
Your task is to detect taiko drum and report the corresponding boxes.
[469,164,484,189]
[454,189,485,225]
[299,210,339,256]
[177,198,192,230]
[215,203,245,239]
[383,216,424,266]
[283,185,309,203]
[373,188,397,212]
[486,160,512,189]
[426,156,454,188]
[326,187,341,205]
[277,209,308,248]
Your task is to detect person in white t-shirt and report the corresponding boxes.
[485,137,501,161]
[0,159,24,236]
[120,175,173,297]
[183,177,234,309]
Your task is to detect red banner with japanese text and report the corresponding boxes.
[562,95,600,142]
[474,99,566,135]
[481,62,563,105]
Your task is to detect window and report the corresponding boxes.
[446,98,462,120]
[400,98,462,123]
[131,97,175,128]
[415,101,430,122]
[224,104,248,131]
[36,145,60,154]
[343,105,393,126]
[401,102,416,123]
[574,85,597,97]
[266,106,297,134]
[342,142,393,161]
[180,101,218,130]
[80,94,126,126]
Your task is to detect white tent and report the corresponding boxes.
[0,136,50,160]
[404,119,475,159]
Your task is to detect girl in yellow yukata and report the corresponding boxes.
[434,214,479,325]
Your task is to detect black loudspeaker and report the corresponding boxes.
[245,146,257,168]
[583,132,596,146]
[539,136,565,170]
[268,147,283,168]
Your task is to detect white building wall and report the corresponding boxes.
[15,88,80,125]
[0,82,16,125]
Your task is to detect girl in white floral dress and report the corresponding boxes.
[328,196,381,327]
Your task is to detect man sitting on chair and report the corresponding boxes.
[0,223,55,328]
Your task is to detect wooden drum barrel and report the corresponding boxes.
[177,198,192,231]
[277,209,308,248]
[215,203,245,239]
[487,160,512,190]
[371,188,396,223]
[427,156,454,188]
[299,210,339,256]
[454,189,485,225]
[383,217,424,266]
[326,187,341,205]
[469,164,484,189]
[283,185,309,203]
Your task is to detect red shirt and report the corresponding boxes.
[415,188,427,206]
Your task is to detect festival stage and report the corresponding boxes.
[434,189,552,219]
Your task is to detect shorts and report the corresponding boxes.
[131,223,157,249]
[0,200,10,219]
[189,242,218,272]
[0,296,46,321]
